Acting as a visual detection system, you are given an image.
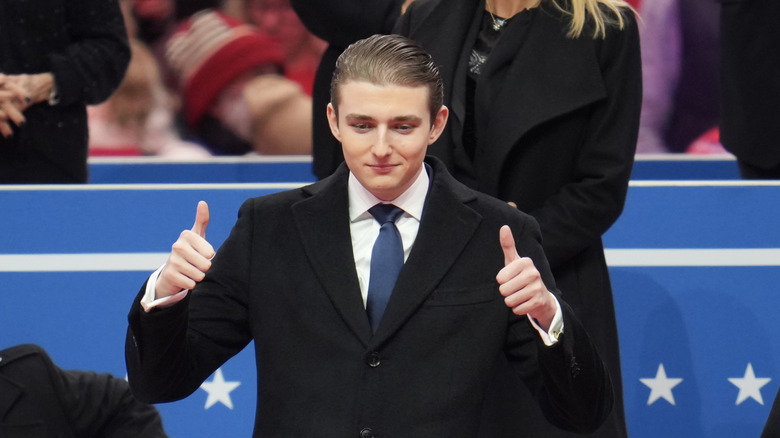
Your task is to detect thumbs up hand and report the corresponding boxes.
[157,201,216,298]
[496,225,557,331]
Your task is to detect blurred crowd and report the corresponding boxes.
[86,0,768,162]
[634,0,723,155]
[87,0,326,159]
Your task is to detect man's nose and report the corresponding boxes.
[372,128,393,157]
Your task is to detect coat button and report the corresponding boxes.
[366,352,381,368]
[359,427,375,438]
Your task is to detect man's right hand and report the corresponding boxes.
[156,201,216,298]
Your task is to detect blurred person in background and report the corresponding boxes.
[223,0,327,96]
[88,39,212,159]
[719,0,780,179]
[0,343,167,438]
[130,0,213,92]
[131,0,176,48]
[635,0,722,154]
[0,0,130,183]
[165,9,312,155]
[88,1,211,159]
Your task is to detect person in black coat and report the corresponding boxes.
[0,0,130,183]
[291,1,640,437]
[0,344,167,438]
[125,34,613,437]
[718,0,780,179]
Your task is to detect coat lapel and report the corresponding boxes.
[475,5,607,194]
[408,1,608,196]
[370,159,482,345]
[404,0,483,172]
[0,375,23,421]
[292,160,483,346]
[292,166,373,346]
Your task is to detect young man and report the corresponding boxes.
[125,34,612,437]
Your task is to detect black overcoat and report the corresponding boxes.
[126,157,613,437]
[293,1,641,435]
[397,3,641,436]
[0,0,129,182]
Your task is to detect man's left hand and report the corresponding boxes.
[496,225,558,331]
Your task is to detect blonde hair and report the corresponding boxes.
[550,0,636,39]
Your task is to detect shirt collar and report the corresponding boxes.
[348,164,430,222]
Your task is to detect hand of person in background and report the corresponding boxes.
[156,201,216,298]
[0,72,57,138]
[3,73,55,107]
[0,73,28,138]
[496,225,558,331]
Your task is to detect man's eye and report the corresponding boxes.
[395,125,414,133]
[352,123,370,131]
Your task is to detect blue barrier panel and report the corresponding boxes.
[603,181,780,438]
[88,156,317,184]
[86,154,740,184]
[631,154,740,180]
[0,184,301,438]
[1,180,779,437]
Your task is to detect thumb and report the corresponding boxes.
[191,201,210,238]
[499,225,520,266]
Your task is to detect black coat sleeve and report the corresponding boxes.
[505,214,614,433]
[52,0,131,106]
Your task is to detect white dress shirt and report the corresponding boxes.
[347,165,428,306]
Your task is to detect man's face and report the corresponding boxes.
[327,80,448,201]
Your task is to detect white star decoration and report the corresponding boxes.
[728,363,771,405]
[200,368,241,409]
[640,363,683,405]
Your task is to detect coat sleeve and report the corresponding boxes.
[505,214,614,433]
[50,0,130,106]
[530,12,641,268]
[125,199,255,403]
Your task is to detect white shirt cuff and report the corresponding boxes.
[527,295,564,346]
[140,265,189,312]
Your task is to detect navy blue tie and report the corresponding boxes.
[366,204,404,332]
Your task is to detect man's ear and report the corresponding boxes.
[326,103,342,142]
[428,105,449,145]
